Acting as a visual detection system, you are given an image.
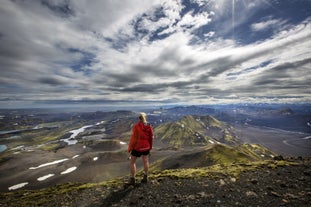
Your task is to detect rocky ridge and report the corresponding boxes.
[0,156,310,207]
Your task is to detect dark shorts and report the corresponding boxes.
[131,149,150,157]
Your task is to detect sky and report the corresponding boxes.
[0,0,311,109]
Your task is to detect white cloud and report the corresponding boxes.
[251,18,287,32]
[70,0,162,36]
[177,11,212,30]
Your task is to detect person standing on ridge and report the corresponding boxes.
[128,112,154,185]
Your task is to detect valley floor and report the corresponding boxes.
[235,125,311,157]
[0,124,310,193]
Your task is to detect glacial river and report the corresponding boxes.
[60,125,93,145]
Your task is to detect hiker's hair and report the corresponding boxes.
[139,112,147,124]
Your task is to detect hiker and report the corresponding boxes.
[128,112,154,185]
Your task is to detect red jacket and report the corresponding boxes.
[128,121,154,152]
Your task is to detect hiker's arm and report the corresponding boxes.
[149,126,154,150]
[128,126,138,152]
[127,126,139,152]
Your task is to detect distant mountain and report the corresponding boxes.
[159,104,310,133]
[274,108,294,115]
[233,107,295,117]
[76,110,135,121]
[154,115,240,148]
[165,105,216,116]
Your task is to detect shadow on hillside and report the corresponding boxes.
[100,183,140,207]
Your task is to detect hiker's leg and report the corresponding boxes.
[130,155,137,177]
[142,155,149,175]
[141,155,149,183]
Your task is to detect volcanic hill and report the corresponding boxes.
[154,115,240,147]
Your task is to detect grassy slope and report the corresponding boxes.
[149,143,276,171]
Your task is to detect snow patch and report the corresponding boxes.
[37,174,55,181]
[93,157,98,161]
[8,182,28,191]
[29,158,69,170]
[111,119,120,123]
[302,135,311,140]
[33,125,43,130]
[61,167,77,174]
[72,155,79,159]
[120,141,127,145]
[96,121,105,125]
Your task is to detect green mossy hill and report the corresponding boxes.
[152,158,295,180]
[154,115,239,147]
[155,121,207,147]
[206,144,275,164]
[150,144,276,171]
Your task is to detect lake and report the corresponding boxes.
[0,145,7,153]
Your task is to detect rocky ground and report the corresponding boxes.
[0,156,310,207]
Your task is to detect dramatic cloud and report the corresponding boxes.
[251,18,287,32]
[0,0,310,108]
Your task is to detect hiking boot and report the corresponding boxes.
[129,177,135,185]
[141,174,148,184]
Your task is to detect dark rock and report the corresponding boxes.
[284,193,299,199]
[280,183,287,188]
[250,179,258,184]
[245,191,258,197]
[266,186,274,191]
[274,155,284,160]
[303,170,311,176]
[298,176,306,181]
[270,191,281,197]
